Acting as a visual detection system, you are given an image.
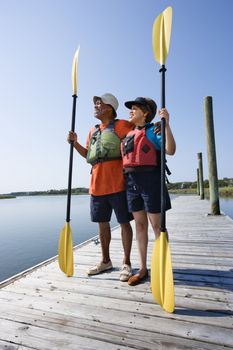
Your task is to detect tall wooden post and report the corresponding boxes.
[197,152,204,199]
[197,168,200,195]
[204,96,220,215]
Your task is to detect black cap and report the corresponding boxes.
[125,97,157,119]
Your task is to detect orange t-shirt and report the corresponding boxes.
[86,119,133,196]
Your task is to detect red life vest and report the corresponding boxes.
[121,126,158,168]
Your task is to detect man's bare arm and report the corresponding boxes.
[67,131,87,158]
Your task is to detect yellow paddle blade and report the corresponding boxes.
[152,6,173,65]
[72,46,80,95]
[58,222,74,276]
[151,231,175,313]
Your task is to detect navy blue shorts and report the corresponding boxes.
[124,169,171,213]
[90,191,133,223]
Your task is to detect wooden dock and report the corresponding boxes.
[0,195,233,350]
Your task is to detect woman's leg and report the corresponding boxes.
[148,212,160,239]
[132,210,149,276]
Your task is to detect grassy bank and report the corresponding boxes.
[0,195,16,199]
[169,186,233,197]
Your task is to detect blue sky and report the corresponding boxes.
[1,0,233,193]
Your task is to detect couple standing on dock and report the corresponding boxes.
[68,93,176,286]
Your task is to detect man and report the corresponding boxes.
[68,93,133,282]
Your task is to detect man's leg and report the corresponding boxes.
[109,191,133,266]
[87,195,113,275]
[120,222,133,266]
[86,222,113,275]
[119,222,133,281]
[98,222,111,263]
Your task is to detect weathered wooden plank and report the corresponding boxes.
[75,247,233,258]
[25,266,233,292]
[0,318,135,350]
[34,265,233,290]
[2,272,233,308]
[0,304,229,350]
[34,252,233,275]
[13,269,233,303]
[1,282,233,327]
[43,257,233,274]
[4,275,233,305]
[0,293,233,348]
[0,340,31,350]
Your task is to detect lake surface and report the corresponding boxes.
[0,195,118,282]
[219,197,233,218]
[0,195,232,282]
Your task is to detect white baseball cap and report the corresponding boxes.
[93,93,119,115]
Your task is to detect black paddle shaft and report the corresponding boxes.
[66,94,77,222]
[159,65,167,232]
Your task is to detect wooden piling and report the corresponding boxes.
[197,168,200,195]
[197,152,204,199]
[204,96,220,215]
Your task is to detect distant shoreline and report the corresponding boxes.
[0,194,89,199]
[169,186,233,197]
[0,193,88,200]
[0,187,89,199]
[1,186,233,199]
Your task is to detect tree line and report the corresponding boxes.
[5,187,89,197]
[167,177,233,190]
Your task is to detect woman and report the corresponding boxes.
[121,97,176,285]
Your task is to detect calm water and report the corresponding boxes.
[0,195,232,282]
[0,195,117,282]
[219,197,233,218]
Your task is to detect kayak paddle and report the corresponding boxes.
[58,46,80,277]
[150,7,175,313]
